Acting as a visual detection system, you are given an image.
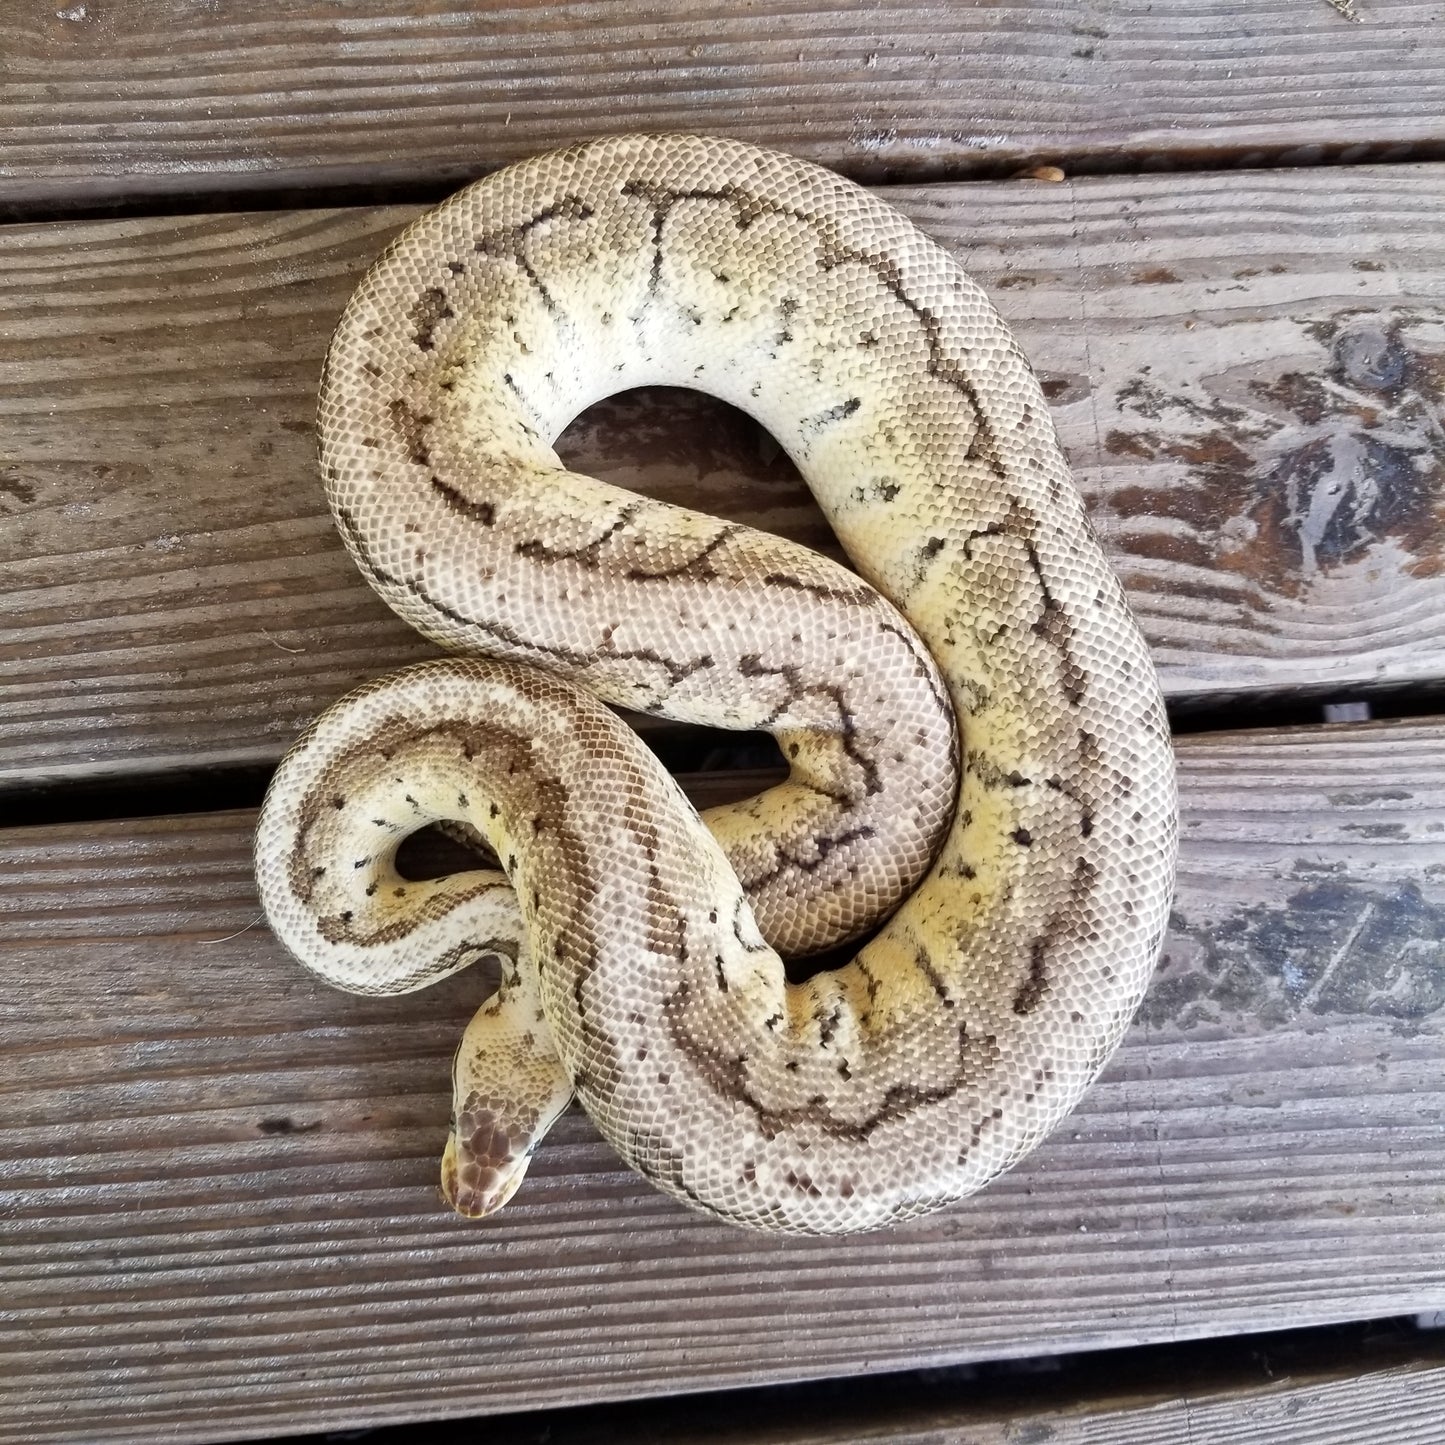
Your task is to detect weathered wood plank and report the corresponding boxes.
[792,1360,1445,1445]
[357,1336,1445,1444]
[1,1,1440,209]
[3,167,1443,789]
[3,720,1443,1442]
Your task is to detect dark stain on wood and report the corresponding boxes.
[1038,372,1090,406]
[1342,821,1410,840]
[0,470,38,507]
[257,1116,321,1135]
[1328,789,1413,806]
[1143,880,1445,1033]
[1106,311,1445,598]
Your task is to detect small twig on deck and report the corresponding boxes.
[1322,0,1361,20]
[203,913,266,944]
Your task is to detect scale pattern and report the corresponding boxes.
[255,134,1178,1234]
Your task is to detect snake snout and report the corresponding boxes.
[439,1100,533,1218]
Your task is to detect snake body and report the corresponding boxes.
[255,134,1177,1234]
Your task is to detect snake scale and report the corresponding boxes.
[255,134,1178,1235]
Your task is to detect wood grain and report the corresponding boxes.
[3,167,1443,789]
[3,720,1444,1443]
[818,1362,1445,1445]
[386,1340,1445,1444]
[1,0,1442,209]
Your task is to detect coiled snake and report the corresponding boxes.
[255,134,1178,1234]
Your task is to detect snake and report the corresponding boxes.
[254,134,1178,1235]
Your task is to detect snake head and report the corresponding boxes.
[438,962,574,1219]
[440,1095,536,1218]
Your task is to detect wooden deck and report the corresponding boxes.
[3,3,1444,1442]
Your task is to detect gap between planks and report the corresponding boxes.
[240,1322,1445,1445]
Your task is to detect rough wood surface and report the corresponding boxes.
[780,1361,1445,1445]
[3,720,1444,1443]
[370,1339,1445,1444]
[1,0,1441,209]
[3,166,1443,789]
